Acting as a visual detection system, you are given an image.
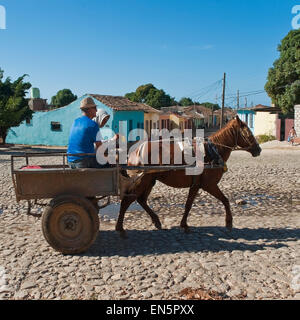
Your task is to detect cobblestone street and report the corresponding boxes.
[0,144,299,300]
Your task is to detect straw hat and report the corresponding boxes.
[80,97,97,110]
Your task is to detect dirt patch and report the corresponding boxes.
[178,287,247,300]
[179,287,227,300]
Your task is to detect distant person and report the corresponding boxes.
[288,127,297,146]
[67,97,118,168]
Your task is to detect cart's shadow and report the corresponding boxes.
[83,226,300,257]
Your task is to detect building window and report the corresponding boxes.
[51,121,62,131]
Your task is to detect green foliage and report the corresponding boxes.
[125,83,177,109]
[200,102,220,111]
[135,84,156,103]
[179,97,194,106]
[0,68,32,144]
[51,89,77,108]
[265,29,300,114]
[256,134,276,144]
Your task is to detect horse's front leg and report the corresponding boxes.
[180,185,200,233]
[137,199,162,230]
[115,195,136,238]
[202,184,232,231]
[137,180,162,230]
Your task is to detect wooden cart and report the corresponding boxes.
[11,152,119,254]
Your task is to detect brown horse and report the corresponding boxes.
[116,116,261,237]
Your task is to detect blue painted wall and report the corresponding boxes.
[237,109,255,134]
[6,94,145,146]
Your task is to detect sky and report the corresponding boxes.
[0,0,299,108]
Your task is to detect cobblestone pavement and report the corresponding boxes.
[0,146,299,300]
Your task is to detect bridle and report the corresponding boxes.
[210,124,258,152]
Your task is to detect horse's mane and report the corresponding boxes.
[209,119,237,147]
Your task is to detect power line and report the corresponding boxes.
[180,79,223,101]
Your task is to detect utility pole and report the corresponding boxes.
[237,90,240,110]
[245,97,248,108]
[220,72,226,129]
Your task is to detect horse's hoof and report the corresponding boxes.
[226,224,232,232]
[119,230,128,239]
[116,227,128,238]
[181,226,191,233]
[154,221,162,230]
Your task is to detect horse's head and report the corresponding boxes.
[231,116,261,157]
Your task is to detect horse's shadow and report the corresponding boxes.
[83,226,300,257]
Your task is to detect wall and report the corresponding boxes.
[254,111,277,137]
[112,110,144,142]
[295,105,300,136]
[285,119,294,141]
[6,96,87,146]
[144,112,160,135]
[6,94,144,146]
[237,110,255,133]
[169,114,180,130]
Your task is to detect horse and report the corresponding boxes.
[115,116,261,237]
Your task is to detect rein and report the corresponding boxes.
[210,125,256,152]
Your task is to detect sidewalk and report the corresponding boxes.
[260,140,300,150]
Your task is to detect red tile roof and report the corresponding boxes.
[89,94,160,113]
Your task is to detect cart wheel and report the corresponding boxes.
[42,195,99,254]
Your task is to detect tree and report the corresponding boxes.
[124,92,139,102]
[51,89,77,108]
[265,29,300,114]
[179,97,194,106]
[125,84,177,109]
[0,68,32,144]
[135,83,156,103]
[145,88,173,109]
[200,102,220,111]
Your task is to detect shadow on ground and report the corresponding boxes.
[83,226,300,257]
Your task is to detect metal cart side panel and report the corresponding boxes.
[14,168,119,201]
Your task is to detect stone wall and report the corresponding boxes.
[295,105,300,134]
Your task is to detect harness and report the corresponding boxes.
[205,139,224,167]
[211,126,258,152]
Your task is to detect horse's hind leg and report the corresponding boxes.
[115,195,136,238]
[180,185,200,233]
[202,184,232,231]
[137,180,162,230]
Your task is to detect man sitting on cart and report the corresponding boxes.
[67,97,118,169]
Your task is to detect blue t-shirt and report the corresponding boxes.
[67,116,101,162]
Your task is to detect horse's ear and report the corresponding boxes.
[235,115,241,124]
